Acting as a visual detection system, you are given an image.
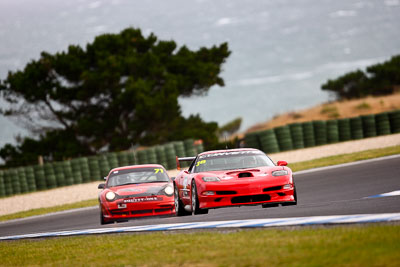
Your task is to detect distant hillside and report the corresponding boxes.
[246,93,400,133]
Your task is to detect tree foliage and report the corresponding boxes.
[321,55,400,100]
[0,28,230,166]
[218,117,242,137]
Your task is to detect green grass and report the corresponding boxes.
[320,105,340,118]
[355,101,371,110]
[1,224,399,266]
[288,145,400,172]
[1,145,399,222]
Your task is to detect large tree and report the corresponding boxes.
[321,55,400,100]
[0,28,230,164]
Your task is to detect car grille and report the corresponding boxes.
[216,191,237,195]
[263,186,282,192]
[110,208,173,216]
[231,194,271,204]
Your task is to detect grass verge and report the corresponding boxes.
[288,145,400,172]
[0,199,98,222]
[1,145,399,222]
[1,224,400,266]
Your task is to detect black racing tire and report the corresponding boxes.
[100,209,113,225]
[175,184,191,216]
[191,180,208,215]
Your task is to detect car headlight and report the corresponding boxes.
[105,191,116,201]
[202,177,220,182]
[164,185,174,196]
[272,170,288,176]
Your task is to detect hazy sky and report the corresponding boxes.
[0,0,399,148]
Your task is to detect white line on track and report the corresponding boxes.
[366,190,400,199]
[1,212,400,241]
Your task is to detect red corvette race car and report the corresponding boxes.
[174,148,297,215]
[98,164,177,224]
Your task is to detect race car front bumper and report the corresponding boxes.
[197,179,296,209]
[100,195,175,221]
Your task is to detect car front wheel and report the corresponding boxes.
[191,180,208,215]
[175,184,191,216]
[100,209,113,225]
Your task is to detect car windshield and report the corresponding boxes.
[107,167,169,187]
[193,151,275,173]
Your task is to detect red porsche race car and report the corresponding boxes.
[174,148,297,215]
[98,164,177,224]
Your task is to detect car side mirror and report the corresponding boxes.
[277,160,287,166]
[170,177,176,181]
[98,183,105,189]
[183,170,189,174]
[103,177,107,180]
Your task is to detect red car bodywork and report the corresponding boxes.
[98,164,176,224]
[174,148,297,215]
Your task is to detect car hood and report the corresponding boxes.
[196,166,290,180]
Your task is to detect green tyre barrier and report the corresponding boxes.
[289,123,304,149]
[62,161,74,186]
[0,171,6,197]
[313,120,327,146]
[301,121,315,148]
[17,167,29,193]
[327,120,339,144]
[33,165,47,190]
[388,109,400,133]
[375,112,391,136]
[173,141,186,158]
[164,143,177,170]
[88,156,101,181]
[24,166,37,192]
[244,132,261,149]
[10,169,21,195]
[350,117,363,140]
[98,155,111,178]
[137,150,149,165]
[338,118,352,141]
[117,152,129,167]
[259,129,280,153]
[173,141,187,167]
[3,170,14,196]
[79,157,91,183]
[155,146,168,168]
[274,126,293,152]
[184,139,197,157]
[70,159,83,184]
[146,147,158,164]
[53,162,66,187]
[194,142,205,154]
[361,115,377,138]
[43,163,57,189]
[106,153,119,170]
[126,151,137,165]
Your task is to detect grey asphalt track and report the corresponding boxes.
[1,155,399,237]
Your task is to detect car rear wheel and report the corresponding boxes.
[191,180,208,215]
[175,184,191,216]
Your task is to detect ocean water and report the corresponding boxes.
[0,0,399,148]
